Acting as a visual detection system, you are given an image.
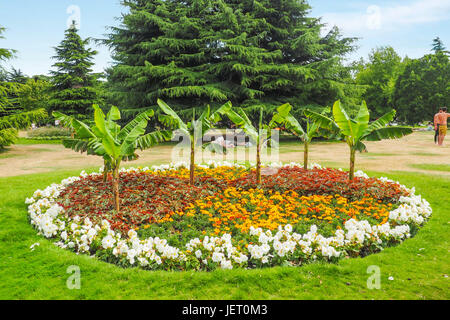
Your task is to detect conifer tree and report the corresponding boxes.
[229,0,358,113]
[432,37,446,53]
[105,0,356,120]
[48,22,102,119]
[106,0,231,116]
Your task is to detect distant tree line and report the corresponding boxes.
[1,0,449,149]
[352,39,449,124]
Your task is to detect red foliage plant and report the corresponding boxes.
[56,167,407,234]
[232,167,407,202]
[57,172,227,233]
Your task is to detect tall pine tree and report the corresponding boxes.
[105,0,357,121]
[106,0,235,116]
[48,22,102,119]
[229,0,358,117]
[432,37,446,53]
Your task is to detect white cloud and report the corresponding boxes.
[321,0,450,35]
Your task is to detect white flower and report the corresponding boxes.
[87,228,97,241]
[220,260,233,269]
[127,248,137,265]
[138,257,149,267]
[221,233,231,242]
[101,235,116,249]
[25,197,35,204]
[101,220,110,230]
[212,252,225,263]
[258,233,269,244]
[25,162,431,272]
[128,229,138,239]
[79,243,89,253]
[80,234,88,244]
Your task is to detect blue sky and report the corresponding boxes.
[1,0,449,76]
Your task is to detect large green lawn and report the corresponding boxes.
[0,168,448,300]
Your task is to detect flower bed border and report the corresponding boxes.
[26,161,432,271]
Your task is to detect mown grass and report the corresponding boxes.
[409,164,450,172]
[410,153,440,157]
[359,152,398,157]
[0,168,449,300]
[0,148,18,159]
[278,139,342,154]
[0,147,57,159]
[14,137,180,147]
[16,138,62,145]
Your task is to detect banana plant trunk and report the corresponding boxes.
[303,140,309,170]
[189,137,195,185]
[112,165,120,213]
[256,107,263,185]
[256,135,261,185]
[349,148,356,180]
[103,159,109,183]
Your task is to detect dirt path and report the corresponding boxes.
[0,132,449,177]
[282,131,450,175]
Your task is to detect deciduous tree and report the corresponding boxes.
[393,52,450,124]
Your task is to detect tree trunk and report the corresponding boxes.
[256,107,263,185]
[112,166,120,213]
[256,136,261,185]
[103,160,108,183]
[349,148,356,180]
[189,138,195,185]
[304,140,309,170]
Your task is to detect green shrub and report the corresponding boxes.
[27,126,71,138]
[22,136,64,141]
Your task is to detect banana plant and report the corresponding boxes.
[271,103,324,170]
[157,99,231,185]
[305,100,413,180]
[215,104,279,185]
[53,110,110,182]
[54,107,143,182]
[53,105,172,212]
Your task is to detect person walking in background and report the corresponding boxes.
[429,121,439,144]
[434,121,439,144]
[434,107,450,146]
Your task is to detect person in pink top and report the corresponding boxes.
[434,107,450,146]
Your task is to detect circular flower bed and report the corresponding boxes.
[26,161,432,271]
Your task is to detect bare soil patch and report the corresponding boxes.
[0,132,449,177]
